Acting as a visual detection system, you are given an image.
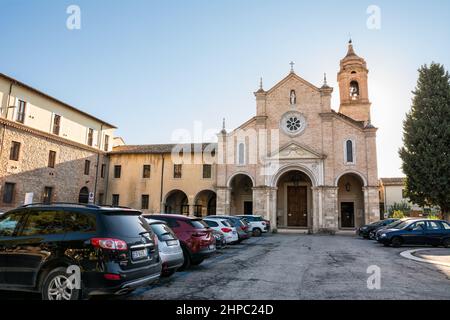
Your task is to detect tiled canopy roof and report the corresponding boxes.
[380,177,406,186]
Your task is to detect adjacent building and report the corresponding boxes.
[0,73,116,211]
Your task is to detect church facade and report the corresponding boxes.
[108,42,380,233]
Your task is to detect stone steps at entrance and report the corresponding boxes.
[277,228,309,234]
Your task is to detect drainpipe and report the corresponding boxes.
[93,123,104,203]
[160,154,165,212]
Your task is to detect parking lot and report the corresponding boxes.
[1,233,449,300]
[123,233,450,300]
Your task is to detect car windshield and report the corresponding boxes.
[395,221,414,230]
[150,223,177,241]
[99,211,152,237]
[189,219,209,229]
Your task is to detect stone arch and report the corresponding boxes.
[336,172,366,229]
[226,171,256,188]
[334,170,368,187]
[194,190,217,217]
[271,164,318,188]
[228,173,254,215]
[163,189,189,215]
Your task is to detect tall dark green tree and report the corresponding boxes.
[399,63,450,220]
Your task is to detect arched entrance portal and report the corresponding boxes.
[194,190,217,217]
[276,170,313,228]
[337,173,365,229]
[229,174,254,215]
[164,190,189,215]
[78,187,89,204]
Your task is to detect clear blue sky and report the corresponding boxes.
[1,0,449,177]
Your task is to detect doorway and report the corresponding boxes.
[244,201,253,215]
[341,202,355,228]
[287,186,308,227]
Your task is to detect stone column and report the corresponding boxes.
[216,186,231,215]
[364,186,380,224]
[322,186,339,231]
[252,186,268,216]
[267,187,277,232]
[311,187,320,233]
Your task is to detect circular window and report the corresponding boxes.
[280,112,306,136]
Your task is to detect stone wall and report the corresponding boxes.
[0,121,107,211]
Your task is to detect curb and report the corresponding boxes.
[400,249,450,268]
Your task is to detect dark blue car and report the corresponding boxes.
[377,219,450,248]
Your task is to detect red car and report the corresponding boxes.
[146,214,216,270]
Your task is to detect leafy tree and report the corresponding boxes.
[399,63,450,221]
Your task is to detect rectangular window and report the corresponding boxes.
[48,150,56,168]
[174,164,182,179]
[202,164,212,179]
[10,141,21,161]
[114,165,122,178]
[194,205,202,217]
[2,183,15,204]
[98,193,104,205]
[87,128,94,146]
[112,194,120,207]
[84,160,91,175]
[53,114,61,135]
[20,210,65,236]
[104,135,110,151]
[143,165,151,178]
[43,187,53,204]
[16,100,26,123]
[141,195,149,210]
[101,164,106,178]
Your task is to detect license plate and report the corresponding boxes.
[132,249,148,260]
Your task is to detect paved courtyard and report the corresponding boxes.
[124,234,450,300]
[1,234,449,300]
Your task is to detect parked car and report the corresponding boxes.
[146,214,215,270]
[377,219,450,248]
[205,215,251,242]
[357,218,398,239]
[212,229,227,249]
[372,218,414,240]
[203,218,239,244]
[145,219,184,277]
[236,215,269,237]
[0,203,161,300]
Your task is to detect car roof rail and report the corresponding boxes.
[19,202,102,209]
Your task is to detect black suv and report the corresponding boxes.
[0,203,161,300]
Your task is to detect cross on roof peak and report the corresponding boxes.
[289,61,295,73]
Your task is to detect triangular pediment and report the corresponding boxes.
[268,142,325,160]
[266,72,320,95]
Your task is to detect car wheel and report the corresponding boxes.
[42,267,80,301]
[391,237,403,248]
[443,238,450,248]
[178,247,191,271]
[191,259,204,266]
[161,269,176,277]
[253,228,262,237]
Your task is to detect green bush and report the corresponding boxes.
[427,214,440,220]
[391,210,406,219]
[388,202,411,217]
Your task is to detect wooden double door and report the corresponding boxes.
[287,186,308,227]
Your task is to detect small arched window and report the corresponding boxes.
[238,143,245,165]
[349,81,360,99]
[345,140,354,164]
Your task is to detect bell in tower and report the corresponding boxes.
[337,40,372,122]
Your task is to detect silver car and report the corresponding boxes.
[146,218,184,277]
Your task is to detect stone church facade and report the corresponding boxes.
[214,41,379,232]
[0,41,380,233]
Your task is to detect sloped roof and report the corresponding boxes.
[110,143,217,155]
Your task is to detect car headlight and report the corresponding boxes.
[380,234,387,238]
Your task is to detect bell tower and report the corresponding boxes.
[337,40,371,122]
